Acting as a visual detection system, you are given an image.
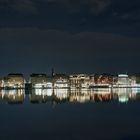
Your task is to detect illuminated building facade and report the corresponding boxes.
[116,74,131,87]
[0,78,4,89]
[69,74,90,88]
[53,74,69,88]
[0,73,140,89]
[89,75,95,87]
[130,76,137,85]
[29,74,52,88]
[94,74,113,87]
[3,74,25,89]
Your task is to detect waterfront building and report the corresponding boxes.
[29,74,52,88]
[3,73,25,89]
[94,74,113,87]
[0,78,4,89]
[53,74,69,88]
[116,74,131,87]
[69,74,90,88]
[130,75,137,85]
[89,74,95,87]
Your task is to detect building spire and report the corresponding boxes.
[52,68,55,77]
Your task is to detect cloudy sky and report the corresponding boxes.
[0,0,140,76]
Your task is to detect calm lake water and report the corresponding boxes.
[0,88,140,140]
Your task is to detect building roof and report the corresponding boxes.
[8,73,24,77]
[30,73,46,77]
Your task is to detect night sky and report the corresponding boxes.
[0,0,140,76]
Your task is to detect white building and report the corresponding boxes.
[53,74,69,88]
[54,79,69,88]
[69,74,90,88]
[117,74,131,87]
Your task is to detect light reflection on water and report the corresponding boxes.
[0,88,140,104]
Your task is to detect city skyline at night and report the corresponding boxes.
[1,1,140,140]
[0,72,140,89]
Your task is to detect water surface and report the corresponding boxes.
[0,88,140,140]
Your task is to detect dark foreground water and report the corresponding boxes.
[0,88,140,140]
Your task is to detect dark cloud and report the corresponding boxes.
[1,0,140,17]
[12,0,37,14]
[0,0,37,14]
[0,0,139,35]
[89,0,111,15]
[0,0,111,15]
[47,0,111,15]
[111,0,140,21]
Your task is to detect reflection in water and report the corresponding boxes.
[69,89,91,103]
[114,88,131,103]
[0,88,140,104]
[29,88,53,103]
[54,88,68,101]
[91,88,112,102]
[0,90,25,104]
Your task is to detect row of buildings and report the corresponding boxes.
[0,73,140,89]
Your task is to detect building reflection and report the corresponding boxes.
[113,88,138,103]
[0,90,25,104]
[29,89,53,103]
[91,88,112,102]
[69,89,91,103]
[54,88,69,101]
[0,88,140,104]
[116,88,130,103]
